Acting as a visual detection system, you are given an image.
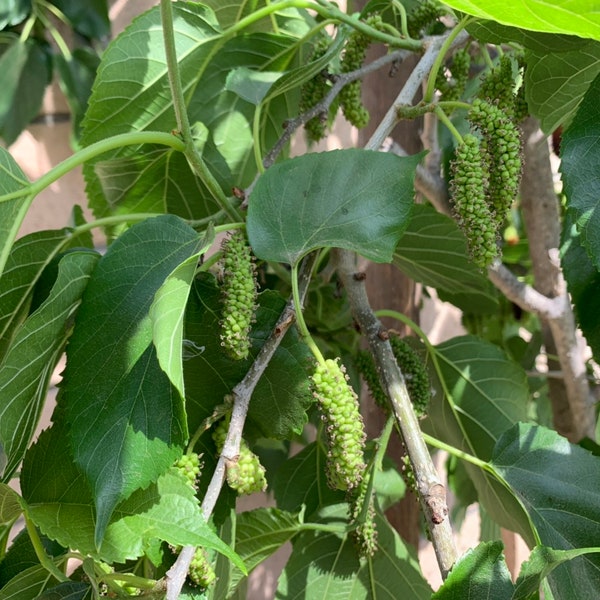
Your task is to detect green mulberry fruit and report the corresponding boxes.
[311,358,366,492]
[188,547,216,588]
[173,452,202,489]
[356,337,430,418]
[478,55,516,116]
[219,230,258,361]
[450,133,498,269]
[468,99,522,230]
[436,47,470,102]
[300,37,332,142]
[348,477,378,557]
[338,14,384,129]
[212,418,267,495]
[407,0,445,38]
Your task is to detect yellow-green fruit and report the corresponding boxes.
[311,358,366,491]
[219,230,258,361]
[212,418,267,495]
[173,452,202,489]
[348,477,378,557]
[188,547,216,588]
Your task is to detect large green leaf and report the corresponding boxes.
[184,275,313,441]
[0,484,23,523]
[81,3,300,219]
[276,505,432,599]
[0,251,98,481]
[0,38,51,146]
[62,215,203,545]
[0,565,60,600]
[425,336,533,542]
[150,226,214,399]
[560,210,600,361]
[432,541,513,600]
[0,230,72,358]
[491,424,600,598]
[247,150,422,265]
[37,582,91,600]
[20,415,244,570]
[0,147,31,279]
[560,71,600,270]
[394,204,498,314]
[444,1,600,40]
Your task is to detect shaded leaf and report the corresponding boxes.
[0,565,60,600]
[184,275,313,441]
[248,150,422,265]
[394,204,498,314]
[560,210,600,361]
[492,423,600,599]
[432,541,513,599]
[514,545,600,600]
[560,71,600,270]
[425,336,533,542]
[0,251,98,481]
[62,216,203,544]
[444,1,600,40]
[50,0,110,39]
[0,230,73,358]
[0,38,51,146]
[150,226,214,398]
[0,1,29,29]
[37,581,91,600]
[225,68,282,105]
[276,505,432,599]
[228,508,301,595]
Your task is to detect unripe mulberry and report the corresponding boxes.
[338,15,384,129]
[311,358,366,492]
[348,477,378,557]
[300,37,332,142]
[188,547,216,588]
[478,55,516,115]
[219,230,258,361]
[356,337,430,417]
[450,133,498,269]
[407,0,444,38]
[212,418,267,495]
[173,452,202,489]
[468,99,522,230]
[436,48,470,102]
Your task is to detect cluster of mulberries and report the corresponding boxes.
[338,14,384,129]
[356,337,431,418]
[219,230,258,361]
[407,0,445,38]
[173,452,202,489]
[468,99,522,231]
[188,547,216,588]
[451,133,498,268]
[436,48,470,101]
[311,358,366,492]
[299,37,332,142]
[348,477,378,557]
[478,55,516,114]
[212,418,267,495]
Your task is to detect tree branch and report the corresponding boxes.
[164,254,316,599]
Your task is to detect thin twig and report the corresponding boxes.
[164,254,316,599]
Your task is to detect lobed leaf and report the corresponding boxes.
[247,150,422,265]
[62,215,204,545]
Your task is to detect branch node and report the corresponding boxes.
[426,483,449,524]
